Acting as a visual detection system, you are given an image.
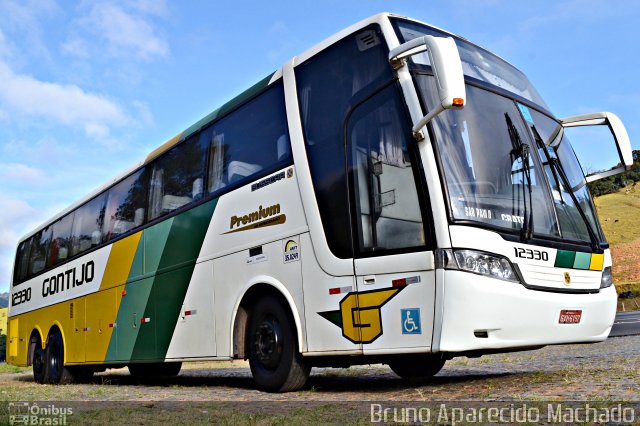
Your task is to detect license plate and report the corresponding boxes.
[559,309,582,324]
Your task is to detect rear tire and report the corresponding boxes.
[128,362,182,379]
[32,337,47,384]
[388,354,446,380]
[44,332,74,384]
[247,295,310,392]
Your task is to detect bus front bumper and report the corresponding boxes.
[437,271,617,353]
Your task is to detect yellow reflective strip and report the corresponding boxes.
[589,253,605,271]
[100,231,142,291]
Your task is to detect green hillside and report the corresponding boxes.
[595,186,640,310]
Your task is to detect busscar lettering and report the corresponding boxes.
[42,260,95,298]
[230,204,281,229]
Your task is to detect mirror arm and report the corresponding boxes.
[389,36,466,141]
[412,104,444,141]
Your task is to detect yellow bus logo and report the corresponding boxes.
[319,286,404,344]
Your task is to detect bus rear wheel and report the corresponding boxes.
[32,337,46,384]
[388,354,446,380]
[44,331,75,384]
[247,295,310,392]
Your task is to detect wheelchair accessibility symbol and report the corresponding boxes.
[401,308,421,335]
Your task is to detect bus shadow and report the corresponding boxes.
[76,369,520,393]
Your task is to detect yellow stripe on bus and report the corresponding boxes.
[100,231,142,291]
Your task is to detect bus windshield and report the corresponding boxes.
[415,68,603,245]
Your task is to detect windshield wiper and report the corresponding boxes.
[532,126,601,252]
[505,113,533,241]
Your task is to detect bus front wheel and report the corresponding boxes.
[388,354,446,380]
[247,295,310,392]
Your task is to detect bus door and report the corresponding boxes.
[347,83,436,353]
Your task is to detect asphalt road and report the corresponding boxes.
[609,311,640,337]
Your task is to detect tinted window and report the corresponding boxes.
[348,85,426,253]
[296,26,393,258]
[29,227,52,275]
[201,82,291,193]
[71,194,107,256]
[14,239,31,283]
[104,169,148,241]
[47,213,74,267]
[149,136,208,220]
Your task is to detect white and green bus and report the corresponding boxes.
[7,13,633,392]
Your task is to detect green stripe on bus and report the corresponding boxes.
[104,236,149,362]
[130,199,217,361]
[573,252,592,269]
[104,218,175,362]
[554,250,576,268]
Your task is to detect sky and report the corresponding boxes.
[0,0,639,293]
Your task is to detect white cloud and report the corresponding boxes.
[130,0,169,18]
[82,3,169,60]
[0,62,128,136]
[0,163,46,185]
[61,38,90,59]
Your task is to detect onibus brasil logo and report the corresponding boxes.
[319,286,405,344]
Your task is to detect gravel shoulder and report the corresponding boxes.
[1,335,638,403]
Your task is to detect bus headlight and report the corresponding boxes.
[452,249,520,283]
[600,266,613,289]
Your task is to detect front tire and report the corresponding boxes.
[388,354,446,380]
[247,295,310,392]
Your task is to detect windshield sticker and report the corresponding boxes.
[501,213,524,224]
[464,206,493,219]
[517,103,534,125]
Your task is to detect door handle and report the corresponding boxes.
[363,275,376,285]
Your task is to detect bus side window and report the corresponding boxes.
[205,82,290,193]
[29,227,52,275]
[47,213,74,267]
[104,168,148,241]
[13,239,32,284]
[70,193,107,257]
[148,135,208,221]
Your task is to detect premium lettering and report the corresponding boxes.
[230,204,281,229]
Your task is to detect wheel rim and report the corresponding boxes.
[253,314,284,370]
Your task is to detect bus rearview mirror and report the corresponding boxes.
[389,35,466,140]
[560,112,634,182]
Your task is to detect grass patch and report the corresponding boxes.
[595,186,640,246]
[0,363,30,374]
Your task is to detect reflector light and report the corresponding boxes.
[329,287,340,295]
[140,317,151,324]
[453,98,465,107]
[392,278,407,287]
[122,290,127,296]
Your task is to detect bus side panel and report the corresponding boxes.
[107,199,217,363]
[8,302,76,366]
[165,260,216,359]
